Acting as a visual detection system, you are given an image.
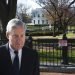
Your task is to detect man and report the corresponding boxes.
[0,18,40,75]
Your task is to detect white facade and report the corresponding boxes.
[31,8,51,25]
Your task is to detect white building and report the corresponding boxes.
[31,8,51,25]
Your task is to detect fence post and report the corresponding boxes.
[27,35,33,48]
[62,34,68,65]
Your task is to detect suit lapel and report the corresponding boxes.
[19,47,28,74]
[20,47,25,70]
[5,43,12,66]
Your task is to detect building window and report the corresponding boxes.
[33,14,35,17]
[38,14,40,17]
[42,20,44,24]
[34,20,35,24]
[42,14,44,17]
[38,20,40,24]
[46,20,48,24]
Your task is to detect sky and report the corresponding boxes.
[17,0,41,13]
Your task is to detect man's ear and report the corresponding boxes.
[6,32,9,39]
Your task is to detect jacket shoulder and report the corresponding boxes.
[0,44,8,53]
[23,46,38,56]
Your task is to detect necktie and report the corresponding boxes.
[12,51,19,75]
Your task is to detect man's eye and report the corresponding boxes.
[14,35,18,37]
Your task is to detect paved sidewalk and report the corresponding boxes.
[40,72,75,75]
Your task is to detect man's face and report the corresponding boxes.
[7,26,25,51]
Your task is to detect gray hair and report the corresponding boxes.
[6,18,26,33]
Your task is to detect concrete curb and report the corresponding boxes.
[40,66,75,73]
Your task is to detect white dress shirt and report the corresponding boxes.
[9,44,22,69]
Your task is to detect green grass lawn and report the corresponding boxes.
[33,32,75,39]
[52,32,75,39]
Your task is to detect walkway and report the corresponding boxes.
[40,72,75,75]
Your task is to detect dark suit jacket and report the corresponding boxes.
[0,43,40,75]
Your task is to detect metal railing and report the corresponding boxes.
[32,39,75,67]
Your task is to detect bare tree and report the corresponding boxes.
[17,3,31,23]
[0,0,17,40]
[35,0,75,37]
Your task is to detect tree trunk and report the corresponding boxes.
[0,0,17,40]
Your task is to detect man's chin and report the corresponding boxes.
[14,45,23,50]
[16,46,22,50]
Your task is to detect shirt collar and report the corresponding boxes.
[9,43,22,55]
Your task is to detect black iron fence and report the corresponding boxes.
[31,39,75,67]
